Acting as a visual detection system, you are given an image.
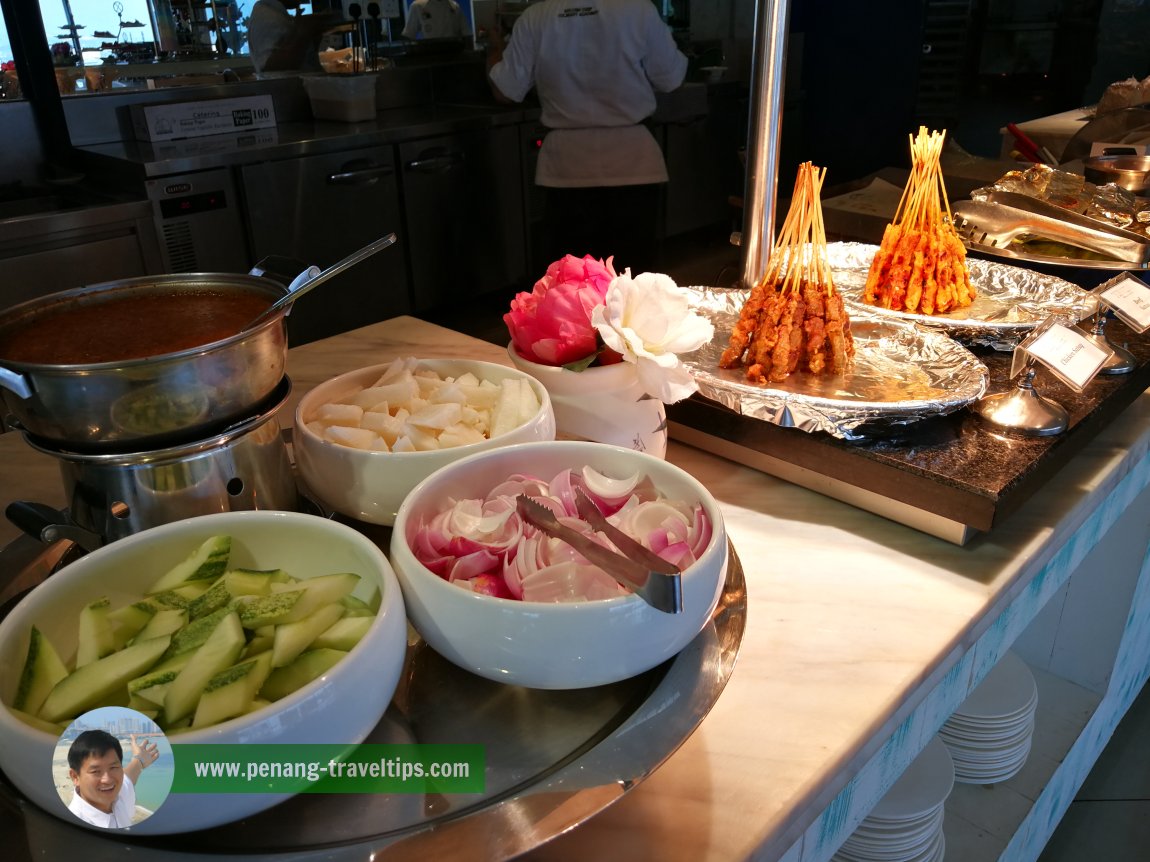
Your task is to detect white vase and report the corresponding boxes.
[507,345,668,459]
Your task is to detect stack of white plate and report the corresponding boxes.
[832,737,953,862]
[940,650,1038,784]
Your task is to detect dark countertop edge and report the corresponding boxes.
[0,197,154,243]
[74,102,539,178]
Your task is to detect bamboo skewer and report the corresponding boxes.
[720,162,854,382]
[862,127,976,315]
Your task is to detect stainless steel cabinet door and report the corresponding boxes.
[240,146,410,345]
[399,126,526,313]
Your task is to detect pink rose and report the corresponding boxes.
[505,254,617,366]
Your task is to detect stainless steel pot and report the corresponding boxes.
[23,377,298,545]
[0,272,290,450]
[1084,154,1150,194]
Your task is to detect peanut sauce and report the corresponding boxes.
[0,289,274,365]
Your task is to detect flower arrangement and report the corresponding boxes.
[505,254,714,404]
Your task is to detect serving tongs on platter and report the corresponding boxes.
[516,493,683,614]
[952,191,1150,264]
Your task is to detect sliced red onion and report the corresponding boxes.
[410,466,710,603]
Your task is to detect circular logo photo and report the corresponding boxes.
[55,706,174,829]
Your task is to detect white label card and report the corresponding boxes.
[1100,276,1150,332]
[1025,323,1111,390]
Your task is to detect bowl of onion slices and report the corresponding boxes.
[389,440,727,688]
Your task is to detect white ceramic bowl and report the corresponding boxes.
[295,358,556,526]
[0,510,407,835]
[389,440,728,689]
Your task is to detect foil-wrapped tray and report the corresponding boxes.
[829,241,1096,351]
[683,286,990,441]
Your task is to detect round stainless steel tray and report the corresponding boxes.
[0,534,746,861]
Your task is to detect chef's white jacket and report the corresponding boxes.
[489,0,688,188]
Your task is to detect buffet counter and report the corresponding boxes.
[2,316,1149,862]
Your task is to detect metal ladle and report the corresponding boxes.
[247,232,398,330]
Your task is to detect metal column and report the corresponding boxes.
[739,0,791,289]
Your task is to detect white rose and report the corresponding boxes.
[591,270,714,403]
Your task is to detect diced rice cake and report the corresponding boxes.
[373,357,417,385]
[349,387,395,411]
[391,435,416,452]
[361,411,404,445]
[325,425,378,450]
[458,381,500,409]
[439,426,487,448]
[316,403,363,425]
[430,381,467,405]
[401,423,440,450]
[408,402,463,430]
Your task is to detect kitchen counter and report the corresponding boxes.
[2,316,1148,861]
[72,81,719,179]
[75,103,535,179]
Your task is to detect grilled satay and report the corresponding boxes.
[863,128,974,315]
[824,292,854,374]
[720,277,773,368]
[721,161,854,384]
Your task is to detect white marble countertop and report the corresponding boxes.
[2,316,1148,860]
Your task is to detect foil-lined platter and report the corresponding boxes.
[830,241,1096,351]
[683,286,990,441]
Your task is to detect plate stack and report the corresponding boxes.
[940,650,1039,784]
[832,737,953,862]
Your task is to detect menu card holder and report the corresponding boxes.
[1082,272,1150,375]
[971,317,1113,436]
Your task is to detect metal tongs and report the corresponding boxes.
[952,191,1150,264]
[515,493,683,614]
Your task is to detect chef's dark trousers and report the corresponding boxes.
[538,183,664,278]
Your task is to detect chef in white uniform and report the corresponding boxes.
[488,0,687,274]
[403,0,467,40]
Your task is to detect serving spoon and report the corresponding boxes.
[247,232,398,330]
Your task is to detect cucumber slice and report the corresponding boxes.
[75,597,114,669]
[235,591,303,629]
[192,651,274,728]
[127,657,191,705]
[38,634,172,723]
[244,636,275,657]
[147,535,232,594]
[259,648,348,702]
[271,603,345,668]
[146,590,192,611]
[187,578,232,620]
[163,606,233,660]
[164,612,245,724]
[339,595,375,618]
[170,582,212,600]
[147,651,196,676]
[11,707,65,735]
[276,573,360,625]
[127,694,160,712]
[312,615,373,652]
[131,608,188,644]
[13,626,69,714]
[223,569,277,598]
[108,602,157,647]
